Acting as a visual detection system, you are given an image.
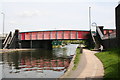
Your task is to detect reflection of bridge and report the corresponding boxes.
[9,58,70,73]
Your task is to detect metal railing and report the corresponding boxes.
[96,27,104,40]
[3,32,12,45]
[2,30,19,49]
[3,32,12,49]
[8,32,16,48]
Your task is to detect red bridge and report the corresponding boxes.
[3,30,90,49]
[3,28,116,49]
[19,30,90,40]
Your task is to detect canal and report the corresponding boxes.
[0,44,79,79]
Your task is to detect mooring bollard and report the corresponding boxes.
[80,47,83,53]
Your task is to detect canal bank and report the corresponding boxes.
[0,49,36,54]
[60,49,104,79]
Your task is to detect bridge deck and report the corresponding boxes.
[19,30,90,40]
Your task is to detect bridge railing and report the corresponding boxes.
[96,27,104,40]
[8,30,19,49]
[3,32,12,46]
[96,27,116,40]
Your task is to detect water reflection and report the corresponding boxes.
[1,44,78,78]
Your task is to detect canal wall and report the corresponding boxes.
[60,52,76,78]
[60,47,87,78]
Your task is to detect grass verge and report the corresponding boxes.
[95,48,120,80]
[72,47,81,70]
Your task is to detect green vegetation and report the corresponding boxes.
[52,40,62,45]
[52,40,62,48]
[62,40,84,44]
[52,40,85,48]
[72,47,81,70]
[84,33,95,49]
[95,48,120,80]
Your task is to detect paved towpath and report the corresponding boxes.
[60,49,104,79]
[77,49,104,79]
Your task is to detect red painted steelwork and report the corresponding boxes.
[44,31,50,39]
[19,30,90,40]
[78,31,89,39]
[103,29,116,35]
[64,31,70,39]
[51,31,57,39]
[38,32,44,40]
[31,32,37,40]
[20,33,25,40]
[57,31,63,39]
[71,31,77,39]
[25,32,31,40]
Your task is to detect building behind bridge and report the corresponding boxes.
[116,3,120,47]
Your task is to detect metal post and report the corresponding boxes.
[89,7,91,31]
[1,12,5,79]
[30,40,32,49]
[80,43,83,53]
[89,7,92,48]
[1,12,5,37]
[108,31,110,49]
[91,22,97,44]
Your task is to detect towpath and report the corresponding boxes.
[60,49,104,79]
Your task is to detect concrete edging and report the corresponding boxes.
[0,49,36,54]
[60,53,76,78]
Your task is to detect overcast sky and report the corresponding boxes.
[0,0,119,33]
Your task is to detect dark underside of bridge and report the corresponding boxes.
[20,40,52,50]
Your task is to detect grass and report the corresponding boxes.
[72,47,81,70]
[95,48,120,80]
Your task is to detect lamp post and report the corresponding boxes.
[1,12,5,78]
[1,12,5,37]
[91,22,97,43]
[89,7,93,48]
[91,22,97,32]
[92,22,97,27]
[89,7,91,31]
[92,22,99,50]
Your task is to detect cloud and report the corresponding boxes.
[1,0,119,2]
[17,10,47,17]
[9,21,17,24]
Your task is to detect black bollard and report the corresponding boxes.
[80,47,83,53]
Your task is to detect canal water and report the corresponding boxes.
[0,44,79,79]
